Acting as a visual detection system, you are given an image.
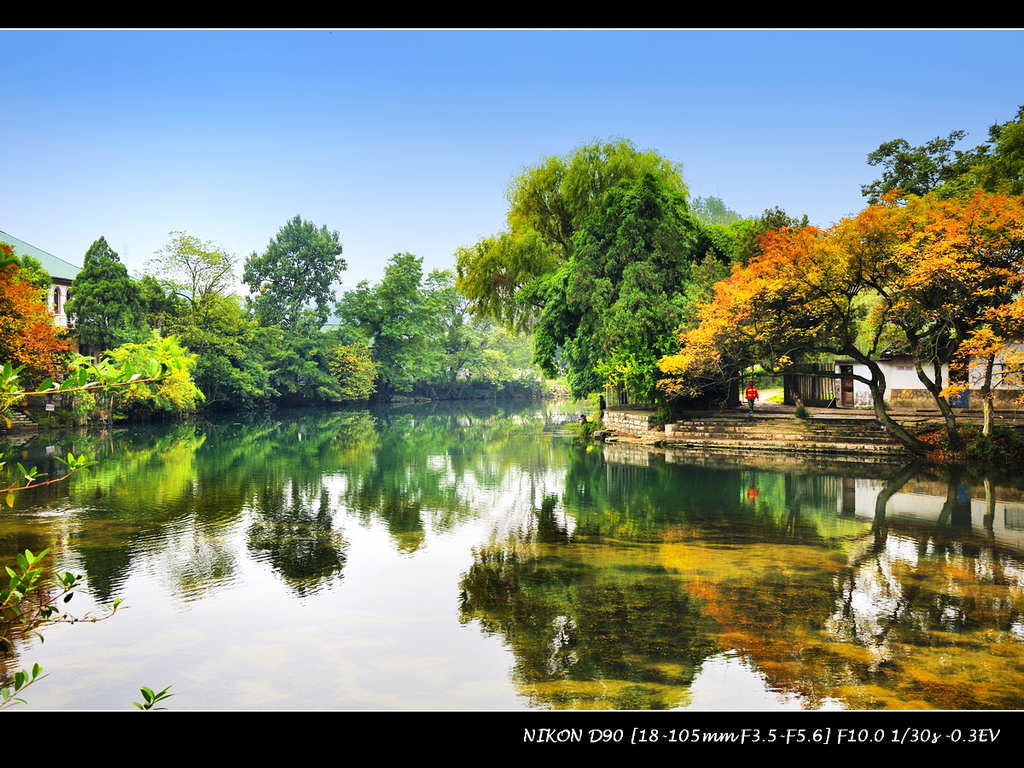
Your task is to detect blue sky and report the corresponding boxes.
[2,29,1023,289]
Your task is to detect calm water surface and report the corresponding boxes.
[2,402,1024,710]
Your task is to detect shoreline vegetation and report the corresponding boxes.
[3,107,1024,470]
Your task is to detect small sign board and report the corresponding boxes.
[45,403,55,412]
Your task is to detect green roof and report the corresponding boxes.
[0,230,82,282]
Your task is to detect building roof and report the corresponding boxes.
[0,230,82,282]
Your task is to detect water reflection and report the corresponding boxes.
[1,403,1023,710]
[247,486,347,597]
[459,445,1024,709]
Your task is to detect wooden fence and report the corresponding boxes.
[783,365,837,407]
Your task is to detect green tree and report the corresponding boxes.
[456,139,687,330]
[861,106,1024,201]
[173,295,271,410]
[13,254,50,290]
[691,195,744,226]
[243,216,346,331]
[328,344,378,401]
[860,131,984,203]
[66,237,145,352]
[335,253,440,400]
[422,269,490,398]
[254,326,342,404]
[972,104,1024,195]
[149,232,238,332]
[136,274,178,335]
[534,173,717,401]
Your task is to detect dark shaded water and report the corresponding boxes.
[2,402,1023,709]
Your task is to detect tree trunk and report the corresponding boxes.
[872,461,921,548]
[981,353,995,437]
[727,373,740,408]
[936,468,961,527]
[913,355,963,452]
[791,389,805,410]
[983,476,996,533]
[853,355,931,455]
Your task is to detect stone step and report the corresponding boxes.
[2,409,37,431]
[670,424,897,439]
[681,439,903,449]
[679,426,897,436]
[674,419,885,428]
[662,436,908,455]
[667,434,901,448]
[676,430,897,443]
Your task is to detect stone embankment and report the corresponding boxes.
[602,409,656,435]
[601,409,908,462]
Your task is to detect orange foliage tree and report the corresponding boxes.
[859,191,1024,446]
[0,243,74,384]
[656,221,929,452]
[658,189,1024,453]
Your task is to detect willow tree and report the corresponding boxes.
[455,139,688,331]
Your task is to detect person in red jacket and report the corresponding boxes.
[744,379,759,413]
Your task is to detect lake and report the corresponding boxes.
[2,401,1023,710]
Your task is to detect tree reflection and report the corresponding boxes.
[461,453,1024,709]
[459,511,719,709]
[6,405,1024,709]
[247,486,347,597]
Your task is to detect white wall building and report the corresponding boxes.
[0,230,81,327]
[834,352,1023,410]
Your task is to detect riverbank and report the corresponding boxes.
[2,390,568,436]
[600,404,1024,467]
[600,408,910,463]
